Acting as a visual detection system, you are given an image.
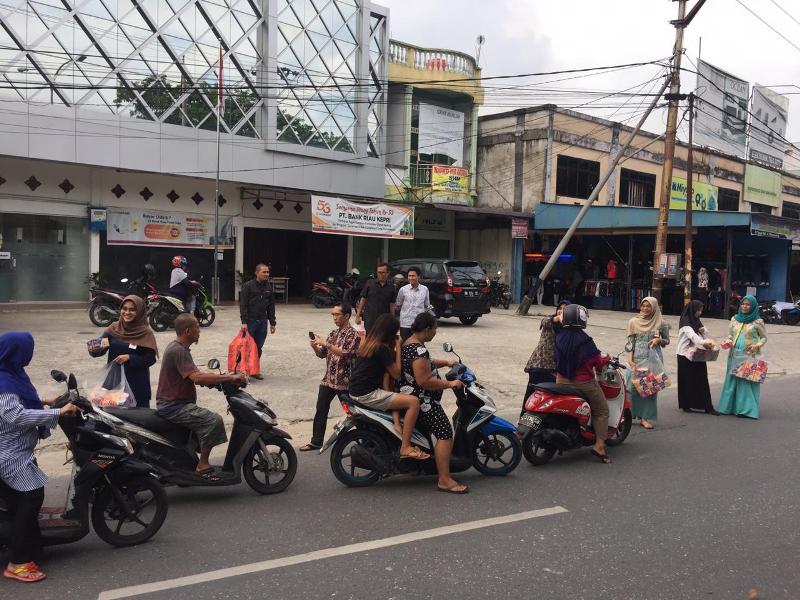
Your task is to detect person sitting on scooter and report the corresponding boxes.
[554,304,612,464]
[156,314,246,476]
[0,332,79,583]
[348,314,429,460]
[400,312,467,494]
[169,255,196,314]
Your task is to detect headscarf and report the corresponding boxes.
[679,300,705,333]
[106,295,159,355]
[627,296,663,336]
[734,294,760,324]
[555,328,600,379]
[0,332,48,438]
[550,299,571,319]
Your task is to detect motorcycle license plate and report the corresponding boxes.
[519,413,542,430]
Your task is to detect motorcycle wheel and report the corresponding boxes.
[330,429,387,487]
[197,306,216,327]
[782,310,800,326]
[472,431,522,476]
[312,293,328,309]
[502,297,511,310]
[605,408,632,447]
[243,437,297,495]
[522,434,556,466]
[91,476,168,547]
[89,300,116,327]
[459,315,479,326]
[149,307,170,332]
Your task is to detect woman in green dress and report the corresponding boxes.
[718,295,767,419]
[625,296,670,430]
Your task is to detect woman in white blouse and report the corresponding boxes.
[676,300,719,415]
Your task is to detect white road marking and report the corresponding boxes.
[98,506,568,600]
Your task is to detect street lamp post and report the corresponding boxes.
[51,55,87,104]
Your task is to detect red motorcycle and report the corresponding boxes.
[516,353,632,466]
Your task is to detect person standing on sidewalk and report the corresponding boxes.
[676,300,718,415]
[355,263,396,334]
[300,303,361,452]
[396,266,430,341]
[239,263,276,380]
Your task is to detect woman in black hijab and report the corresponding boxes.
[676,300,718,414]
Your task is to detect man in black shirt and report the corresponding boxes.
[355,262,397,334]
[239,263,277,380]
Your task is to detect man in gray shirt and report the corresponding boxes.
[396,266,430,340]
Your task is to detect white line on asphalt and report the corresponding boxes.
[97,506,568,600]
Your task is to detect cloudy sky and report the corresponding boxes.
[378,0,800,145]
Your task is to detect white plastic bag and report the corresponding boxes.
[86,362,136,407]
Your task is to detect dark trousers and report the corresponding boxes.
[0,480,44,563]
[399,327,413,341]
[247,319,268,358]
[311,385,345,446]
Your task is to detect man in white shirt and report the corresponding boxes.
[396,266,430,340]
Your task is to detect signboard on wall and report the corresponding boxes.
[431,165,469,193]
[749,85,789,169]
[654,253,682,279]
[750,213,800,241]
[744,164,781,208]
[311,196,414,239]
[89,208,107,231]
[668,177,718,211]
[694,59,749,158]
[415,208,447,231]
[511,218,529,238]
[418,103,465,166]
[106,208,234,248]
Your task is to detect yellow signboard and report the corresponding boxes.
[431,165,469,193]
[669,177,718,211]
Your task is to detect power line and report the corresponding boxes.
[767,0,800,29]
[733,0,800,55]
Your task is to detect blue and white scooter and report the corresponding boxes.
[322,342,522,487]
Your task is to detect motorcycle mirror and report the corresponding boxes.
[207,358,221,370]
[120,278,129,283]
[442,342,453,353]
[50,370,67,383]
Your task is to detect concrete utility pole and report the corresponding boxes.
[651,0,705,303]
[683,93,695,306]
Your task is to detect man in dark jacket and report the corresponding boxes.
[239,263,276,380]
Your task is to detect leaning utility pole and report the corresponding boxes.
[651,0,706,304]
[683,93,695,306]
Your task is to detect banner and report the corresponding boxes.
[694,60,749,158]
[744,164,781,208]
[749,85,789,169]
[511,218,529,238]
[751,213,800,242]
[431,165,469,193]
[669,177,718,211]
[417,103,464,167]
[107,208,234,248]
[311,196,414,239]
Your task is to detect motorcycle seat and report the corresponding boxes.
[533,382,591,400]
[104,407,191,445]
[341,393,392,415]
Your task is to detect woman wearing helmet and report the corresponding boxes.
[553,304,612,464]
[169,256,196,314]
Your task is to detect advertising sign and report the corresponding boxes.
[750,213,800,242]
[89,208,107,231]
[655,253,682,279]
[749,85,789,169]
[668,177,718,211]
[694,60,749,158]
[511,218,529,239]
[744,164,781,208]
[311,196,414,239]
[106,208,234,248]
[431,165,470,193]
[418,103,465,167]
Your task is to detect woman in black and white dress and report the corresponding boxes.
[676,300,719,415]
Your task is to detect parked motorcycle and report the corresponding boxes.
[147,294,186,332]
[104,359,297,495]
[516,352,632,466]
[322,343,522,487]
[759,299,800,325]
[0,370,168,550]
[311,269,362,308]
[489,271,512,309]
[88,265,159,327]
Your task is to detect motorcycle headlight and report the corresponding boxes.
[255,410,276,426]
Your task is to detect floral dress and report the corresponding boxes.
[625,323,670,422]
[399,343,453,440]
[718,318,767,419]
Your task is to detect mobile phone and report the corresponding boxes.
[308,331,316,340]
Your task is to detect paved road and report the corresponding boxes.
[7,378,799,599]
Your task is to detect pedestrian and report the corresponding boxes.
[88,295,158,408]
[521,300,569,412]
[355,262,397,334]
[718,295,767,419]
[625,296,670,430]
[395,266,430,340]
[239,263,277,380]
[676,299,719,415]
[300,303,361,452]
[0,332,80,583]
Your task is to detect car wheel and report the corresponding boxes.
[459,315,479,325]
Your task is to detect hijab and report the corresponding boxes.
[679,300,705,333]
[0,332,48,438]
[106,295,159,355]
[555,327,600,379]
[734,294,760,324]
[627,296,663,336]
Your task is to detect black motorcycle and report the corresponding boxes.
[489,271,512,309]
[0,371,168,550]
[311,269,362,308]
[104,360,297,494]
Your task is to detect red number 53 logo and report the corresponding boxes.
[316,199,331,215]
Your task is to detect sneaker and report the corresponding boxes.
[251,373,264,380]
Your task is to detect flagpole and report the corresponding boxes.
[213,41,222,305]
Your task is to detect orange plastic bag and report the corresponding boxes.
[228,330,260,376]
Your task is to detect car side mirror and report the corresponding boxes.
[207,359,220,370]
[50,370,67,383]
[442,342,453,353]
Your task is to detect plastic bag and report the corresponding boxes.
[632,350,672,398]
[686,343,720,362]
[86,362,136,407]
[228,329,260,376]
[730,349,768,384]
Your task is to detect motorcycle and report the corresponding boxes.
[0,371,168,550]
[103,359,297,495]
[89,278,157,327]
[516,352,632,466]
[311,269,362,308]
[322,343,522,487]
[489,271,512,309]
[193,276,216,327]
[760,299,800,325]
[147,294,186,332]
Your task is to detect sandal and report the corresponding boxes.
[437,482,469,494]
[591,449,612,464]
[400,447,430,461]
[641,420,655,430]
[4,562,47,583]
[299,443,322,452]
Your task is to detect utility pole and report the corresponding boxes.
[683,92,695,306]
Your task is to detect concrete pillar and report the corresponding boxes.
[512,237,524,303]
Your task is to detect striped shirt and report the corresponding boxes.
[0,393,61,492]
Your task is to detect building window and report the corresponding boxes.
[782,201,800,220]
[618,168,656,207]
[556,155,600,200]
[749,202,773,215]
[718,187,740,212]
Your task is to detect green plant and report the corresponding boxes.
[236,270,249,286]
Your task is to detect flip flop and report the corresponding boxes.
[437,482,469,494]
[299,443,321,452]
[4,562,46,583]
[591,449,612,464]
[400,447,430,461]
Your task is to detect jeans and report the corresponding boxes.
[311,386,345,446]
[247,319,269,358]
[0,480,44,563]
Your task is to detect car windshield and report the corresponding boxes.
[446,263,486,284]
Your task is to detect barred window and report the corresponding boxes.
[619,168,656,207]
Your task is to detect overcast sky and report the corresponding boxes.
[378,0,800,145]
